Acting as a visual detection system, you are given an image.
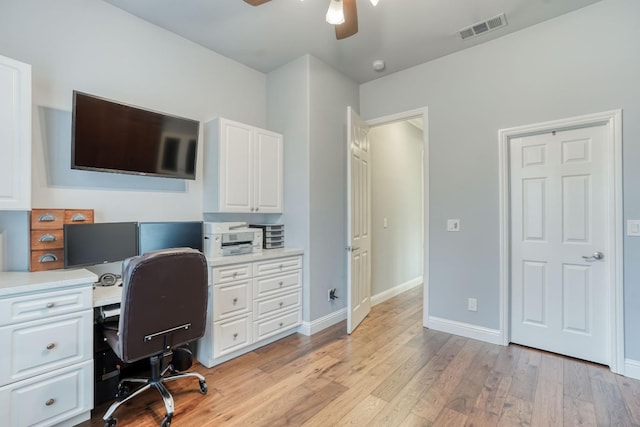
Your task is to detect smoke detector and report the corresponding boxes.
[372,59,385,71]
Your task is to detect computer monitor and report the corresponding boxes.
[138,221,204,254]
[64,222,139,268]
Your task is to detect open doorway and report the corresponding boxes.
[365,108,428,325]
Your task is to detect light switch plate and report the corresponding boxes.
[447,219,460,232]
[628,220,640,236]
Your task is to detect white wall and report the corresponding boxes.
[0,0,266,225]
[360,0,640,360]
[369,121,423,297]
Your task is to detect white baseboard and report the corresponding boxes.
[371,276,423,306]
[427,315,502,345]
[297,308,347,336]
[625,358,640,380]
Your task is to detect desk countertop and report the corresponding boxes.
[207,247,303,267]
[0,268,98,297]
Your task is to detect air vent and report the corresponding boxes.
[460,13,507,40]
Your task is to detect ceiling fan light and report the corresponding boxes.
[326,0,345,25]
[370,0,379,5]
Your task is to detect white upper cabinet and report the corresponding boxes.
[204,118,283,213]
[0,55,31,211]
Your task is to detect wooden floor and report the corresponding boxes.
[83,287,640,426]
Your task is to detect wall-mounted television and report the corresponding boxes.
[71,91,200,180]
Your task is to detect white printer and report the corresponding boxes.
[204,222,263,257]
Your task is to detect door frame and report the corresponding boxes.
[498,109,623,373]
[366,107,429,327]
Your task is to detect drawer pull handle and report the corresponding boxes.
[70,213,87,222]
[233,297,238,305]
[38,213,56,222]
[46,302,55,308]
[279,301,284,307]
[39,254,58,263]
[279,281,283,287]
[39,233,57,242]
[45,398,55,406]
[233,333,238,340]
[46,343,56,350]
[279,322,284,328]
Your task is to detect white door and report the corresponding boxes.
[219,119,253,212]
[347,107,371,334]
[510,125,609,364]
[254,129,283,213]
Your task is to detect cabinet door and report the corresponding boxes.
[254,129,283,213]
[219,119,254,212]
[0,55,31,210]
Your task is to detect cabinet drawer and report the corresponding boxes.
[0,360,93,427]
[213,280,252,321]
[213,314,252,357]
[254,309,301,342]
[212,263,252,285]
[253,256,302,277]
[254,270,301,298]
[30,209,65,230]
[253,290,301,320]
[30,249,64,271]
[30,230,64,250]
[0,287,92,326]
[63,209,94,224]
[0,310,93,386]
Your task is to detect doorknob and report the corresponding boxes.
[582,252,604,261]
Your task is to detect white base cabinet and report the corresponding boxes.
[197,254,302,367]
[0,284,94,427]
[203,118,283,213]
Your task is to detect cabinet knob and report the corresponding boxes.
[279,264,283,270]
[279,301,284,307]
[45,398,55,406]
[46,302,55,308]
[232,297,238,305]
[279,281,283,287]
[233,333,238,340]
[279,322,284,328]
[46,343,56,350]
[233,272,238,278]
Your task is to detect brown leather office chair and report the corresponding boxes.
[102,248,209,427]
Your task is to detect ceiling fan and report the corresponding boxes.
[243,0,377,40]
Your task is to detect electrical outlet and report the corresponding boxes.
[467,297,477,312]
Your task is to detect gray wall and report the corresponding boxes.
[267,55,359,324]
[360,0,640,360]
[267,56,312,321]
[0,0,266,270]
[369,121,423,296]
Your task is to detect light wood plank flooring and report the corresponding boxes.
[83,287,640,426]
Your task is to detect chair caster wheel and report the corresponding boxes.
[161,415,172,427]
[199,380,208,395]
[104,417,117,427]
[116,384,130,400]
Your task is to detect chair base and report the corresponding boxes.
[102,353,207,427]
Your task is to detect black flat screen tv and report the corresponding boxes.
[64,222,139,268]
[71,91,199,180]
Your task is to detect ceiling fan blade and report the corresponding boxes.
[243,0,271,6]
[335,0,358,40]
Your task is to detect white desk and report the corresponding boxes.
[93,282,122,307]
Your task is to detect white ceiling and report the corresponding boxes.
[103,0,601,83]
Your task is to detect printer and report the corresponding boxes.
[204,222,263,257]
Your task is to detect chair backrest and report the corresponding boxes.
[117,248,208,363]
